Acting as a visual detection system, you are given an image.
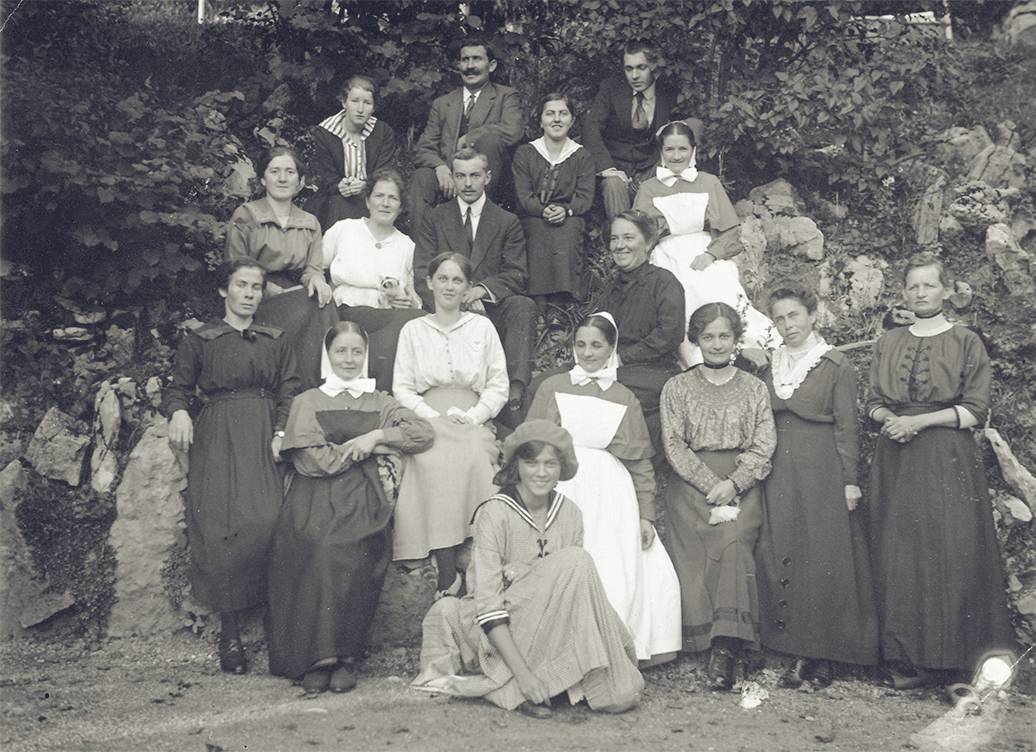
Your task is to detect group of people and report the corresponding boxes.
[161,33,1016,717]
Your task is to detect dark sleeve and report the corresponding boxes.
[379,397,435,453]
[582,83,616,173]
[728,383,776,493]
[413,210,437,308]
[478,214,528,301]
[162,333,202,416]
[525,378,561,423]
[465,87,525,148]
[864,336,888,419]
[831,360,861,486]
[273,337,301,432]
[616,272,685,365]
[413,98,448,169]
[369,123,399,173]
[567,150,597,216]
[309,127,342,196]
[512,145,545,217]
[957,330,992,425]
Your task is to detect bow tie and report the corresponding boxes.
[320,374,377,398]
[656,165,698,187]
[569,363,617,390]
[240,328,257,342]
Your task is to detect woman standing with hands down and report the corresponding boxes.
[392,253,508,598]
[164,260,300,675]
[867,253,1014,690]
[225,146,335,388]
[660,303,775,690]
[755,282,878,689]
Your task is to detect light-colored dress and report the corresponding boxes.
[634,173,780,368]
[322,218,420,308]
[392,312,508,560]
[527,375,682,662]
[413,489,644,711]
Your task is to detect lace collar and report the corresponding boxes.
[770,333,833,399]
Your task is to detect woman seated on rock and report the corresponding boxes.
[392,252,508,597]
[266,321,433,695]
[164,259,300,675]
[660,302,776,690]
[322,168,425,391]
[225,146,336,388]
[634,120,778,368]
[527,312,681,665]
[511,92,596,313]
[305,75,399,231]
[413,420,644,718]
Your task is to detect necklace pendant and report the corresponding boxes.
[374,242,382,249]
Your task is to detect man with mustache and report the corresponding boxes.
[409,34,524,233]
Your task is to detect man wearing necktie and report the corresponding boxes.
[409,35,524,234]
[583,40,681,220]
[414,148,537,426]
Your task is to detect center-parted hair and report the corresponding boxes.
[575,314,617,346]
[687,302,744,343]
[219,258,267,291]
[766,280,819,315]
[258,145,306,180]
[426,251,473,282]
[324,321,370,352]
[655,120,697,148]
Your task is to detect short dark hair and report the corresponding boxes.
[575,314,617,346]
[449,33,496,62]
[427,252,473,282]
[623,39,658,65]
[537,91,575,119]
[218,259,267,291]
[493,440,557,487]
[902,251,950,287]
[611,209,658,249]
[687,302,743,343]
[324,321,369,352]
[766,280,819,315]
[338,74,377,104]
[258,145,305,179]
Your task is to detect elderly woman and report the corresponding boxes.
[866,252,1014,690]
[225,146,336,388]
[322,168,425,391]
[392,252,508,597]
[267,322,433,695]
[634,120,778,369]
[164,259,300,675]
[660,302,776,690]
[413,420,644,718]
[511,92,596,310]
[754,282,879,688]
[306,75,399,230]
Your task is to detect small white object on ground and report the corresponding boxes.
[739,681,769,709]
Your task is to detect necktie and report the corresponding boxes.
[632,91,648,131]
[460,93,475,136]
[464,205,474,250]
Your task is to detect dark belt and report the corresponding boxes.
[203,388,275,405]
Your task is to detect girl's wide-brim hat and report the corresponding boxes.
[501,419,579,481]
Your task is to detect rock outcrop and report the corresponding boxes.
[24,407,89,486]
[985,223,1035,295]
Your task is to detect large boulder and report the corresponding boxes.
[762,215,825,260]
[108,420,188,637]
[733,215,769,299]
[747,178,804,217]
[947,180,1012,230]
[24,407,89,486]
[89,382,121,495]
[935,126,993,174]
[911,167,948,246]
[985,223,1035,295]
[967,144,1028,191]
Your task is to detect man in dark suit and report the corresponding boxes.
[408,35,524,232]
[583,40,678,219]
[415,148,536,422]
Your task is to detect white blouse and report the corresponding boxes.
[392,313,509,425]
[322,218,418,308]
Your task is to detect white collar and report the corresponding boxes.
[568,312,619,391]
[318,111,377,141]
[320,371,376,399]
[771,332,833,399]
[530,136,582,167]
[421,311,476,335]
[655,156,699,187]
[457,193,487,218]
[463,86,485,102]
[634,82,656,101]
[908,313,954,337]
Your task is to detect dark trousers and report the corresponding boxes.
[408,133,509,232]
[338,305,427,392]
[599,166,656,221]
[484,294,536,388]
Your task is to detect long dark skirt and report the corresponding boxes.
[521,215,585,298]
[338,305,426,393]
[756,412,879,665]
[255,288,339,390]
[868,429,1015,672]
[186,393,283,612]
[267,462,392,679]
[664,449,762,653]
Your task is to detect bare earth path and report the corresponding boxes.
[2,635,1033,752]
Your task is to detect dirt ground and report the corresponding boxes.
[1,635,1033,752]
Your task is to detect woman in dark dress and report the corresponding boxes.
[867,252,1014,688]
[267,321,433,694]
[225,146,337,389]
[306,75,399,230]
[165,259,300,674]
[512,92,596,309]
[755,282,879,688]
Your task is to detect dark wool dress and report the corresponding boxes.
[866,324,1015,671]
[756,351,879,666]
[266,388,433,679]
[163,321,300,612]
[511,142,596,299]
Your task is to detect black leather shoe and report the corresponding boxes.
[517,701,553,719]
[302,667,331,695]
[218,638,248,675]
[329,663,358,693]
[780,657,810,688]
[707,647,736,691]
[810,660,834,688]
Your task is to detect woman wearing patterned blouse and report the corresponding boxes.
[413,420,643,719]
[392,253,508,597]
[660,302,776,690]
[866,252,1014,689]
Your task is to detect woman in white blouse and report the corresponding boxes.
[392,252,508,597]
[323,168,424,390]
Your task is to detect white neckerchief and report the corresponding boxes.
[530,136,582,167]
[908,312,954,337]
[771,332,833,399]
[656,156,699,187]
[319,348,376,398]
[569,312,619,391]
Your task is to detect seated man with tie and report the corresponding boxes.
[414,147,536,425]
[408,34,524,232]
[583,40,681,220]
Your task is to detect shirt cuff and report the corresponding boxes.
[954,405,978,429]
[476,610,510,634]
